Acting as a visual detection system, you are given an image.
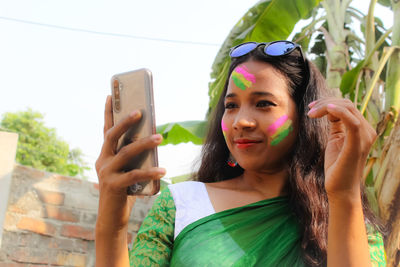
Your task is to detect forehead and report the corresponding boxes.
[227,60,290,98]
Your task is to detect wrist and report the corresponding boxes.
[327,190,363,210]
[95,220,128,241]
[96,193,135,235]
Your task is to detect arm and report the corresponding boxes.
[129,188,175,266]
[327,194,370,266]
[308,98,377,266]
[95,96,165,267]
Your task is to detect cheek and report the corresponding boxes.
[221,119,228,139]
[266,115,294,146]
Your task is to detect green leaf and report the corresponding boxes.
[377,0,391,8]
[159,179,170,192]
[293,9,324,52]
[365,186,380,216]
[312,55,327,77]
[340,59,365,96]
[156,120,208,146]
[208,0,322,114]
[169,173,192,184]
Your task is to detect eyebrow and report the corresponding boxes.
[225,91,277,99]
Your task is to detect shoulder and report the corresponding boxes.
[167,181,211,210]
[167,181,215,239]
[168,180,205,194]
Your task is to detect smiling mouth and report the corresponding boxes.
[234,139,262,149]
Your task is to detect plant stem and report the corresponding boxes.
[385,0,400,112]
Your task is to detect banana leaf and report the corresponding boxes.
[156,120,207,146]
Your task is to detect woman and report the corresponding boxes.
[95,41,386,266]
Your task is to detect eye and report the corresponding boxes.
[225,102,238,109]
[256,100,275,108]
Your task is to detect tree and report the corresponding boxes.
[0,108,89,178]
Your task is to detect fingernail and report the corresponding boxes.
[307,107,317,115]
[308,101,317,107]
[152,134,162,142]
[157,168,166,175]
[130,110,138,118]
[327,104,336,109]
[157,168,166,178]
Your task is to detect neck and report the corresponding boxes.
[239,167,289,199]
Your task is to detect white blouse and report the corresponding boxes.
[168,181,215,239]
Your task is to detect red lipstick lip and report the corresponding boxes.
[234,139,262,149]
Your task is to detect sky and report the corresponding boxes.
[0,0,393,182]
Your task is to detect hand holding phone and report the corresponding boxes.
[95,95,165,265]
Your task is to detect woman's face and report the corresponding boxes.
[222,60,298,172]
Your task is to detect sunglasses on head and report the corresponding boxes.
[229,40,306,62]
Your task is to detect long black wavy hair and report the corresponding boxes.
[193,44,380,266]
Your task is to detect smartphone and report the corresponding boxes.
[111,68,159,196]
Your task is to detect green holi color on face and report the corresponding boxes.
[232,75,246,90]
[271,125,293,146]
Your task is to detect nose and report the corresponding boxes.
[232,109,256,131]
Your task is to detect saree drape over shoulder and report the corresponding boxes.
[129,183,386,267]
[170,196,305,266]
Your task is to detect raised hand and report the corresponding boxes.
[95,96,165,266]
[307,98,376,201]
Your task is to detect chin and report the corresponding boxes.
[237,157,289,173]
[237,161,269,172]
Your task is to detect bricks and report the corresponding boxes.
[8,205,26,214]
[35,189,65,205]
[18,232,52,248]
[127,232,135,245]
[54,251,86,267]
[48,237,74,250]
[0,263,28,267]
[61,225,94,241]
[13,165,45,179]
[74,239,89,252]
[9,248,49,264]
[81,212,97,224]
[17,217,56,237]
[0,164,153,266]
[44,205,80,222]
[93,183,99,191]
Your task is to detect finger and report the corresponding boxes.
[103,95,113,137]
[309,98,376,142]
[307,100,317,108]
[110,134,162,171]
[117,167,166,189]
[102,110,142,156]
[308,98,354,114]
[311,104,362,148]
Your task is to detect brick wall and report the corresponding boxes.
[0,164,156,267]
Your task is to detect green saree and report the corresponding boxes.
[170,196,305,266]
[129,186,386,266]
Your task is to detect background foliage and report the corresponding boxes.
[0,109,89,178]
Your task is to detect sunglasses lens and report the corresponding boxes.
[230,42,258,58]
[265,41,296,56]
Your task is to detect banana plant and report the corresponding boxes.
[298,0,399,264]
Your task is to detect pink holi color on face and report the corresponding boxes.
[221,120,228,132]
[267,115,289,135]
[235,66,256,83]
